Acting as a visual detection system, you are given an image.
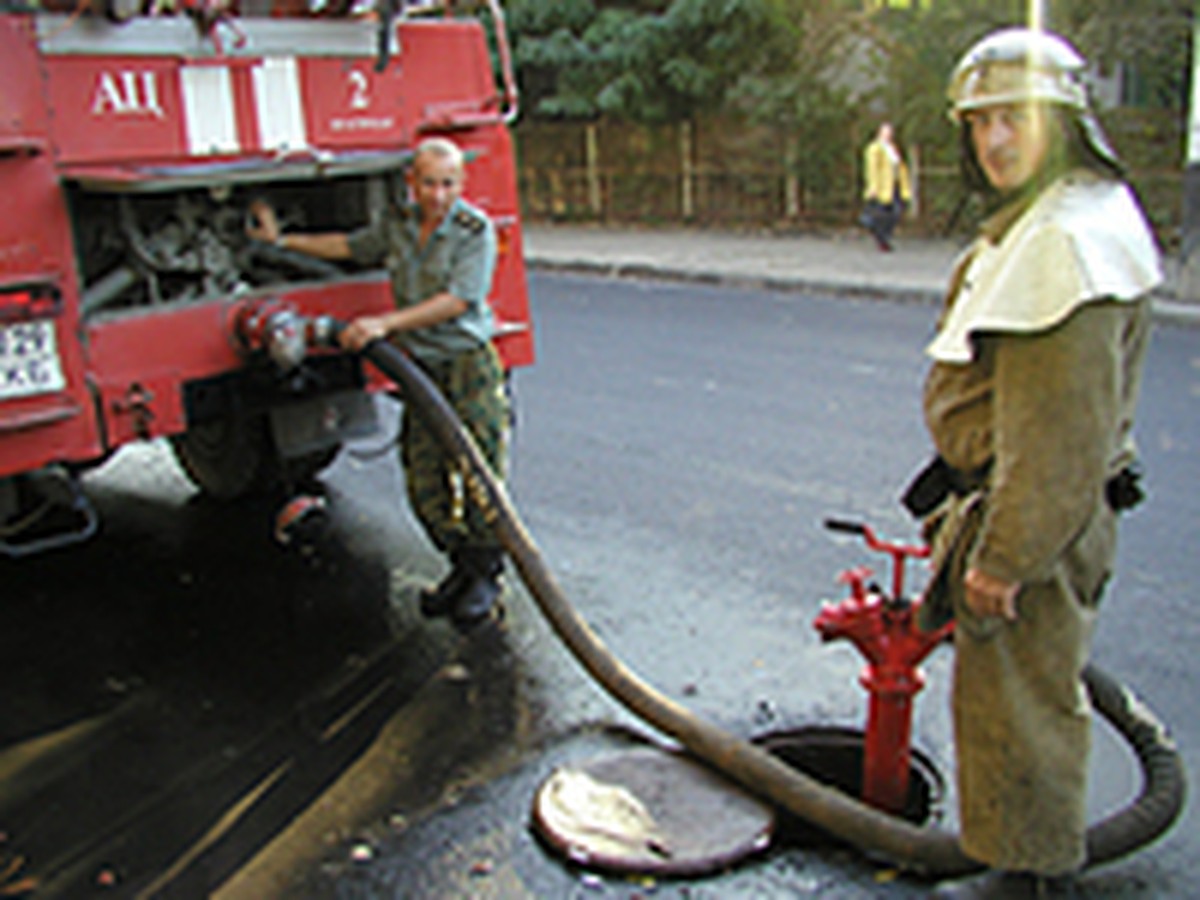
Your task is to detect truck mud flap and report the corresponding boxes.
[268,389,378,461]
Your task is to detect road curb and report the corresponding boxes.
[527,257,1200,327]
[527,257,943,306]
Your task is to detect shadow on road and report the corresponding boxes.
[0,465,525,898]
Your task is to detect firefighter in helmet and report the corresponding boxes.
[905,28,1162,898]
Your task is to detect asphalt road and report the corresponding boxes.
[300,271,1198,898]
[2,271,1195,898]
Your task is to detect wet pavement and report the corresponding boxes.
[267,264,1193,898]
[2,229,1194,898]
[292,723,937,899]
[0,440,457,897]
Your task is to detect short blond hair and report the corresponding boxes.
[413,136,465,171]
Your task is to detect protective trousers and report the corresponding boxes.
[943,497,1115,875]
[400,342,509,556]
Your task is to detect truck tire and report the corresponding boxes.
[170,415,279,501]
[171,416,343,500]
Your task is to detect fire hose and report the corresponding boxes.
[294,317,1185,877]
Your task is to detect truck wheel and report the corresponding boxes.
[170,415,278,501]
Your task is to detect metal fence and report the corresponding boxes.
[518,163,1183,244]
[519,167,858,229]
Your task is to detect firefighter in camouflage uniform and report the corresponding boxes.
[248,137,509,630]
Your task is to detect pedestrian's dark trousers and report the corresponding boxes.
[400,342,509,556]
[865,196,902,244]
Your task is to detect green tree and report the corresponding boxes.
[594,0,792,124]
[507,0,609,119]
[1055,0,1192,111]
[503,0,1189,231]
[508,0,792,123]
[732,1,865,210]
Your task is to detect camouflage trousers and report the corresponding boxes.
[400,342,509,556]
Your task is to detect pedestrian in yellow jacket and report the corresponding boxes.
[860,122,912,251]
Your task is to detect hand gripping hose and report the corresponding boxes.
[355,336,1186,877]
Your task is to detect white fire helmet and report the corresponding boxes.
[948,27,1087,119]
[947,27,1121,172]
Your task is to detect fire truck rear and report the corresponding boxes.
[0,0,534,555]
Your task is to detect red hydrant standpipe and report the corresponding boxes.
[814,520,953,815]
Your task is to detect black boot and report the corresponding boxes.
[419,551,472,619]
[450,548,505,630]
[933,870,1077,899]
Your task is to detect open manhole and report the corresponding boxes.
[754,724,945,845]
[531,746,775,877]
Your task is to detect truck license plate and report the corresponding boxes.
[0,319,66,400]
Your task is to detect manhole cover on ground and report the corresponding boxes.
[531,745,775,877]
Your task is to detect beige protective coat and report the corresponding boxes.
[920,171,1157,874]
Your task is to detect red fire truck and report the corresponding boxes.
[0,0,534,555]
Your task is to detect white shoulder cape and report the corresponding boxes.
[927,174,1162,363]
